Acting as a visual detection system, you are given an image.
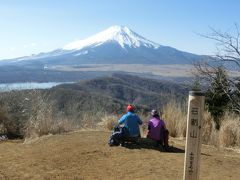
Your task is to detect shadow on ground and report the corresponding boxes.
[121,138,185,153]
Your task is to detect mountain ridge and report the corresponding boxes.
[0,25,208,66]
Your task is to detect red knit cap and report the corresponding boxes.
[127,104,134,111]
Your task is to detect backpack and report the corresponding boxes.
[108,131,122,146]
[108,126,127,146]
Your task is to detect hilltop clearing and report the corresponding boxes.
[0,131,239,180]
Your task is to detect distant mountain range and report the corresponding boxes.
[0,25,209,67]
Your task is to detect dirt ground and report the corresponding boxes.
[0,131,239,180]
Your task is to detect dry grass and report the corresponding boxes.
[79,111,110,129]
[219,113,240,147]
[0,107,23,137]
[162,100,187,138]
[136,99,240,148]
[24,96,74,139]
[25,115,73,139]
[202,111,214,145]
[96,100,240,149]
[98,114,119,130]
[95,100,188,138]
[0,109,8,134]
[1,131,240,180]
[161,100,240,148]
[2,88,240,149]
[200,111,240,148]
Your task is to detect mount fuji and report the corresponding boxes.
[1,25,207,66]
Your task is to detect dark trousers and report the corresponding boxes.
[149,129,169,147]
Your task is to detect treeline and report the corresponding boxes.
[0,74,189,138]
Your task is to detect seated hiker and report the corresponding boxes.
[147,109,169,148]
[118,104,143,141]
[108,105,142,146]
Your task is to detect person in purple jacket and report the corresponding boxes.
[147,109,169,147]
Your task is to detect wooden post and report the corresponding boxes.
[183,91,205,180]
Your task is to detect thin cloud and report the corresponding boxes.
[23,43,37,48]
[9,47,16,51]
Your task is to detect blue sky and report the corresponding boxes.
[1,0,240,59]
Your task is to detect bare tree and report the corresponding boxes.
[195,24,240,113]
[202,24,240,68]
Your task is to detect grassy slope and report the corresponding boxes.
[0,131,239,180]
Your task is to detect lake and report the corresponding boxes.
[0,82,72,92]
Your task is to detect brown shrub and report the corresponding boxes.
[99,114,119,130]
[0,108,23,138]
[202,111,214,144]
[162,100,187,137]
[0,109,8,134]
[24,96,73,138]
[219,113,240,147]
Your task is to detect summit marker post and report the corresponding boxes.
[183,91,205,180]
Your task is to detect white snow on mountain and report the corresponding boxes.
[3,25,161,63]
[73,50,88,56]
[63,25,160,50]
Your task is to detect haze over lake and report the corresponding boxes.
[0,82,72,92]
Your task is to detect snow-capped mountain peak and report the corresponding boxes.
[63,25,160,50]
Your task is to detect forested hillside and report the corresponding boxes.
[0,74,189,138]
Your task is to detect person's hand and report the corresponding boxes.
[146,130,149,138]
[118,124,124,128]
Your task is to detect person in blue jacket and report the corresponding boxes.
[118,104,143,137]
